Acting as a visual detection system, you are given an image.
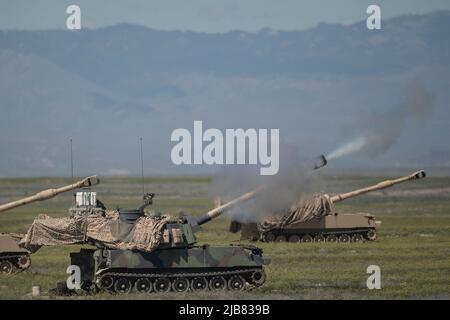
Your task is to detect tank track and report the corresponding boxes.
[261,228,377,243]
[0,254,31,274]
[90,267,266,294]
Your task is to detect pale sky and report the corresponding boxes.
[1,0,450,32]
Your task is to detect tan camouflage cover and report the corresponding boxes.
[19,210,177,253]
[258,193,333,233]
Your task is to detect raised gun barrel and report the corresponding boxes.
[0,175,100,213]
[196,186,265,226]
[197,153,328,226]
[330,170,426,203]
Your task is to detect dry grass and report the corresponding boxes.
[0,175,449,299]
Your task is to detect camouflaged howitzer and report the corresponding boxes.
[230,170,426,243]
[0,176,99,274]
[69,187,270,294]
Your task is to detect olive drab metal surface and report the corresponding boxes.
[68,186,270,294]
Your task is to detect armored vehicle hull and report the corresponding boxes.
[0,234,31,274]
[71,245,269,293]
[238,213,380,243]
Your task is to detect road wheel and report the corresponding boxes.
[315,234,325,242]
[288,235,301,242]
[339,234,351,243]
[366,230,377,241]
[275,235,287,242]
[326,234,338,242]
[301,234,313,243]
[154,278,171,293]
[173,278,189,292]
[352,234,364,242]
[209,276,226,290]
[17,255,31,270]
[98,274,114,290]
[0,260,13,274]
[228,275,245,291]
[191,277,208,291]
[264,232,275,242]
[114,278,132,294]
[135,278,152,293]
[250,270,266,285]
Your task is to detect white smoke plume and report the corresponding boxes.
[326,136,368,160]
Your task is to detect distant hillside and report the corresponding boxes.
[0,11,449,177]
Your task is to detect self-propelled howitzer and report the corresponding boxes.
[69,186,270,294]
[232,170,426,243]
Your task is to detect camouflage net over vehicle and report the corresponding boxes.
[258,193,333,233]
[19,210,178,253]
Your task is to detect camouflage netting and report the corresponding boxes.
[258,193,333,233]
[19,210,178,253]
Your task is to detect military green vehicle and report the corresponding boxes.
[0,176,99,274]
[230,170,426,243]
[67,188,270,294]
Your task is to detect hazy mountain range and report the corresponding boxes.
[0,11,449,177]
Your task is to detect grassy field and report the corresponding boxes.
[0,174,449,300]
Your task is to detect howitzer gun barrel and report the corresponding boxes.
[330,170,426,203]
[0,175,99,213]
[197,186,265,226]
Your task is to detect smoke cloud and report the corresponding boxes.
[326,81,435,160]
[210,144,324,223]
